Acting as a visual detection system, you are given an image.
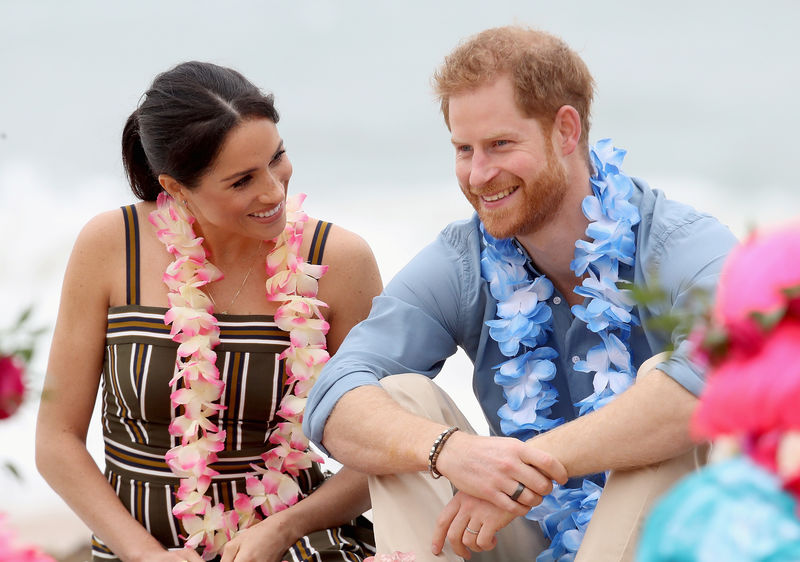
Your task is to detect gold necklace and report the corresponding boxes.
[206,240,264,314]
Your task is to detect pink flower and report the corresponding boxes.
[0,355,25,420]
[714,225,800,329]
[276,395,307,423]
[693,318,800,441]
[691,225,800,463]
[365,552,416,561]
[245,469,301,516]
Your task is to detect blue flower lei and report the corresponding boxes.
[479,139,642,562]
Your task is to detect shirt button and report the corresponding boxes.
[553,296,562,305]
[571,355,580,364]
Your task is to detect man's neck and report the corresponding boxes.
[515,169,592,307]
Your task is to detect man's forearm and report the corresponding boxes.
[529,369,698,477]
[321,384,448,473]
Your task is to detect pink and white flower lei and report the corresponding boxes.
[149,192,329,558]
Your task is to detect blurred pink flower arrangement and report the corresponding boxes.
[691,226,800,443]
[0,355,24,420]
[690,225,800,486]
[0,308,54,561]
[0,308,40,421]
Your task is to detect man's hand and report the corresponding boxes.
[435,432,567,514]
[431,491,518,559]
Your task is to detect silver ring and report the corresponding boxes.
[509,481,526,502]
[465,526,479,535]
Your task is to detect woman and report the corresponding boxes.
[36,61,382,562]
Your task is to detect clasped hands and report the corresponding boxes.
[430,433,567,559]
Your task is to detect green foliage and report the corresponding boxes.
[4,461,23,482]
[618,278,713,353]
[0,305,47,368]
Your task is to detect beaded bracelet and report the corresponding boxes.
[428,426,459,479]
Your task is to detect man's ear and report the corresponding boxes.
[553,105,582,156]
[158,174,185,202]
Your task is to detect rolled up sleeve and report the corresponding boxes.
[304,231,468,453]
[644,206,738,394]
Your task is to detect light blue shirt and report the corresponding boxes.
[305,180,738,454]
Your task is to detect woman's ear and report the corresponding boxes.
[158,174,184,201]
[553,105,581,156]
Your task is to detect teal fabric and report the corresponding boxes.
[638,457,800,561]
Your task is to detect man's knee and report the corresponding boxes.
[378,374,470,430]
[379,373,443,418]
[380,373,437,396]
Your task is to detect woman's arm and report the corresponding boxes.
[221,223,383,561]
[315,224,383,354]
[35,211,203,562]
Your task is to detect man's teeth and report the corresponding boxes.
[483,186,517,202]
[251,205,281,218]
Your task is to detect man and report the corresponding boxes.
[304,26,737,561]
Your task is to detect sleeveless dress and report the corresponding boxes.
[92,205,375,561]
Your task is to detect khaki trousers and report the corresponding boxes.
[368,355,704,562]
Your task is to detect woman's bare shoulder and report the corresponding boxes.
[73,202,154,251]
[309,219,378,269]
[301,218,382,351]
[64,204,151,304]
[71,208,125,255]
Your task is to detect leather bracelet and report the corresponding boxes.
[428,426,459,479]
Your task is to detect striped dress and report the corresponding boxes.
[93,205,375,561]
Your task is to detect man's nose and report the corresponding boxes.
[468,151,498,188]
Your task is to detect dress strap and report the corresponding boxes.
[307,220,332,265]
[121,204,141,305]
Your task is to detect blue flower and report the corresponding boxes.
[529,480,603,562]
[487,306,551,357]
[574,343,630,393]
[591,138,626,173]
[481,258,527,301]
[496,277,554,318]
[498,394,562,435]
[495,348,558,407]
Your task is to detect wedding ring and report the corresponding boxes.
[465,526,479,535]
[509,481,526,502]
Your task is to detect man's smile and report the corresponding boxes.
[482,185,519,202]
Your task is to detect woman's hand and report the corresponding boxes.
[219,515,296,562]
[431,491,517,559]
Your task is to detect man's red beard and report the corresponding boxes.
[464,147,568,240]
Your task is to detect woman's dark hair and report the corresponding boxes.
[122,61,279,201]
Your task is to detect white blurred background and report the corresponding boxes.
[2,0,799,555]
